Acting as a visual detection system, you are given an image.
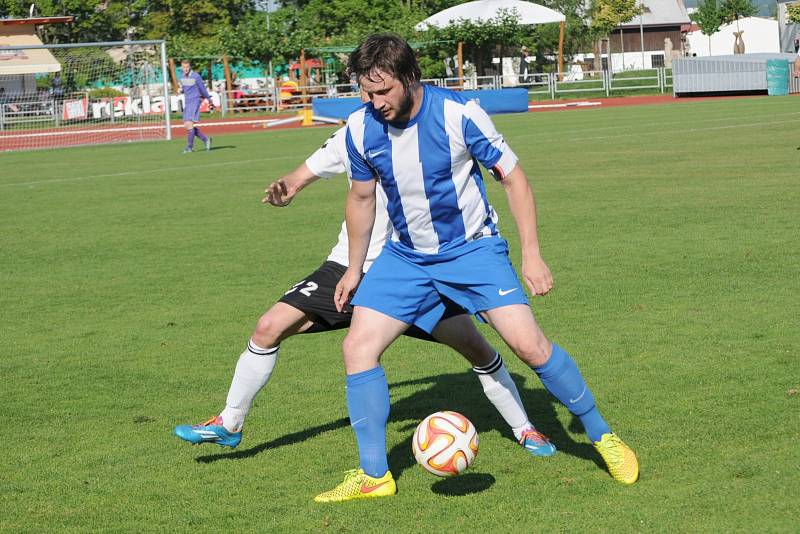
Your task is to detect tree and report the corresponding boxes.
[719,0,757,23]
[419,9,528,77]
[691,0,724,55]
[0,0,28,18]
[589,0,641,71]
[223,0,424,67]
[519,0,596,75]
[787,2,800,23]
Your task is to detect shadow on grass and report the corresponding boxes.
[196,371,604,477]
[430,473,495,496]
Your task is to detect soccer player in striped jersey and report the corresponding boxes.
[173,125,556,461]
[179,60,213,154]
[316,35,639,502]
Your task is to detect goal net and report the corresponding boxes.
[0,40,171,152]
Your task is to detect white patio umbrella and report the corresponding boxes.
[415,0,567,82]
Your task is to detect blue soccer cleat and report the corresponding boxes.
[174,415,242,448]
[519,429,557,457]
[182,147,192,154]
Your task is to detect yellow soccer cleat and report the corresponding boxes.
[314,468,397,503]
[593,433,639,484]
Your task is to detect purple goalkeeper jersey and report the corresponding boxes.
[180,71,210,105]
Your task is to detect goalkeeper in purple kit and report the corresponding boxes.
[179,59,213,154]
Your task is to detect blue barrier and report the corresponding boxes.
[312,97,362,119]
[312,88,529,119]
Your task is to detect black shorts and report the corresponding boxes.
[278,261,464,341]
[279,261,353,332]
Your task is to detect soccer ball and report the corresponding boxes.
[412,411,478,477]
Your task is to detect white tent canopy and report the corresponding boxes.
[0,29,61,76]
[415,0,565,30]
[415,0,567,80]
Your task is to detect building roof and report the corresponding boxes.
[0,31,61,75]
[619,0,690,28]
[0,17,74,26]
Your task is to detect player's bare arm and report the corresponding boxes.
[499,164,553,296]
[262,163,321,206]
[334,178,376,312]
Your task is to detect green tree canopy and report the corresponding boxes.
[691,0,724,36]
[719,0,758,23]
[788,2,800,23]
[590,0,641,36]
[691,0,724,55]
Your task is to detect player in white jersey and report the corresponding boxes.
[173,125,558,459]
[315,35,639,503]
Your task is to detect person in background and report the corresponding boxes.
[518,46,531,85]
[794,46,800,78]
[179,59,214,154]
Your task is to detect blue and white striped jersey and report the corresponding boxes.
[345,84,518,255]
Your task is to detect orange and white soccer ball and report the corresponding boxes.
[412,411,478,477]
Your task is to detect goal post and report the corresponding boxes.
[0,40,172,151]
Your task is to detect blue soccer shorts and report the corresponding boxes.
[351,236,529,333]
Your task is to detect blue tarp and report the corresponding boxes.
[312,88,529,119]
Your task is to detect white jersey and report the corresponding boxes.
[304,127,392,271]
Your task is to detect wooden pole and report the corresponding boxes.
[457,41,464,88]
[299,48,308,104]
[222,55,233,92]
[558,21,565,82]
[168,58,179,93]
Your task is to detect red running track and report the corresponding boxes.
[3,93,794,151]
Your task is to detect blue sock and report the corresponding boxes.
[194,127,207,142]
[346,366,390,478]
[186,129,195,149]
[533,343,611,443]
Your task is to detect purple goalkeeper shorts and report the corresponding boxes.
[183,100,201,123]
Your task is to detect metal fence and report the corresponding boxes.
[234,65,799,113]
[0,97,57,130]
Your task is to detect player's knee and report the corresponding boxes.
[341,331,364,360]
[509,334,552,367]
[457,338,497,367]
[251,315,282,348]
[342,331,379,372]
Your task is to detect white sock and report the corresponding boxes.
[473,353,534,441]
[219,339,278,432]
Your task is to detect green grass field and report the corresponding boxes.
[2,96,799,532]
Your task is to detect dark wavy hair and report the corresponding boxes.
[348,34,421,90]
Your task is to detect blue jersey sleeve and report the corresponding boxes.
[461,100,518,179]
[345,123,374,182]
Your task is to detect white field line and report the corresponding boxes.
[3,110,797,188]
[0,155,295,188]
[0,118,282,140]
[512,111,800,141]
[529,102,602,109]
[567,117,800,142]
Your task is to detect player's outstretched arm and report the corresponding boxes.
[334,178,376,312]
[499,165,553,296]
[795,57,800,77]
[262,163,321,206]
